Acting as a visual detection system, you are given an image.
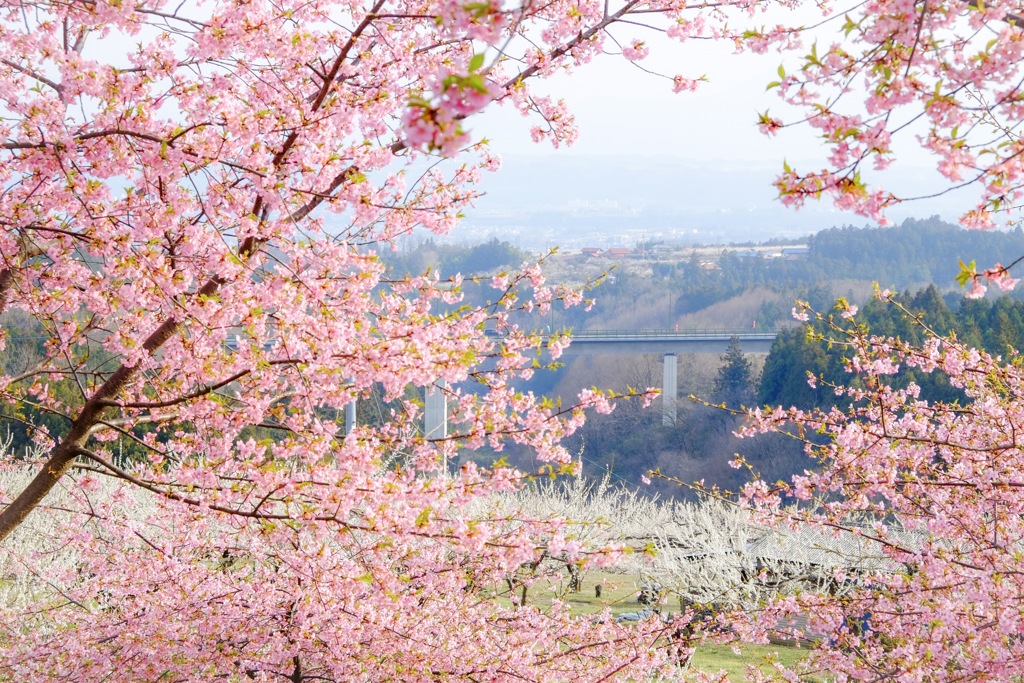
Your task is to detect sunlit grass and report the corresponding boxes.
[691,642,821,681]
[502,569,821,681]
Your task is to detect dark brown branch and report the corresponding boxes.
[502,0,642,90]
[0,315,181,541]
[98,368,253,409]
[1,58,63,96]
[968,0,1024,27]
[0,268,11,320]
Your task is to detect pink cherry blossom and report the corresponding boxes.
[721,303,1024,681]
[622,40,649,61]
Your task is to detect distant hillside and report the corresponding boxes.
[535,216,1024,333]
[806,216,1024,290]
[503,217,1024,497]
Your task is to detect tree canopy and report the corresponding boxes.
[712,336,757,410]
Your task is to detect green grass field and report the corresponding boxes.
[518,569,818,682]
[690,642,816,680]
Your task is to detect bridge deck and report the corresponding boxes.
[558,329,778,355]
[569,329,776,340]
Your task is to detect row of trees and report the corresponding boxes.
[760,285,1024,410]
[384,238,529,281]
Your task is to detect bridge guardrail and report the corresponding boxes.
[564,329,778,340]
[482,328,779,340]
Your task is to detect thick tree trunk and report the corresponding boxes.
[0,268,11,318]
[0,317,181,541]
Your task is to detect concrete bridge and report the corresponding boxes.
[5,325,778,441]
[561,329,777,426]
[419,328,780,437]
[559,329,777,355]
[142,328,779,435]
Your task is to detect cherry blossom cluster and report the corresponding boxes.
[6,0,985,678]
[403,64,500,156]
[1,461,688,681]
[764,1,1024,260]
[728,298,1024,680]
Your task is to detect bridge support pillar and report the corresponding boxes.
[345,400,357,435]
[662,353,677,426]
[425,380,448,440]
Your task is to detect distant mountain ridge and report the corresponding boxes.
[461,155,979,249]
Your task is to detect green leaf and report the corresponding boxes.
[468,53,485,73]
[464,74,489,94]
[843,14,857,36]
[808,42,819,65]
[956,260,977,287]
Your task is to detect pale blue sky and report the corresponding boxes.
[471,32,973,229]
[478,40,794,163]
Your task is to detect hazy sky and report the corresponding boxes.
[468,5,988,229]
[479,41,796,163]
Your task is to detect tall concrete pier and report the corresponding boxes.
[345,400,357,435]
[662,353,678,426]
[424,380,448,440]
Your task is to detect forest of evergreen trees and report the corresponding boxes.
[759,285,1024,410]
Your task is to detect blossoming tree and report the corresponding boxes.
[734,7,1024,677]
[721,296,1024,681]
[761,1,1024,290]
[0,0,809,677]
